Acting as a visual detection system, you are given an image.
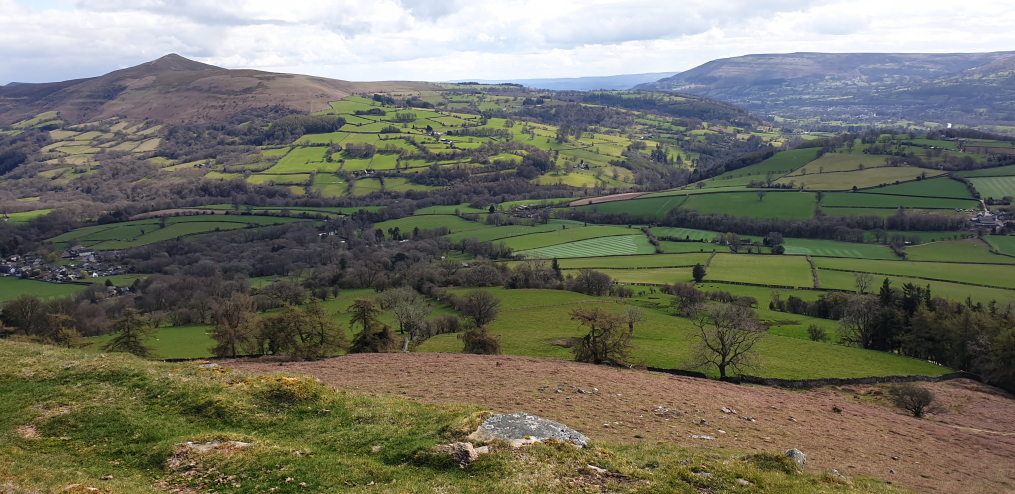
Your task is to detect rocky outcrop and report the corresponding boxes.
[467,411,588,448]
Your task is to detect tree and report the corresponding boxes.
[568,268,613,296]
[888,383,942,418]
[102,309,156,358]
[687,303,766,378]
[460,327,501,355]
[756,190,766,202]
[624,305,645,336]
[259,301,347,360]
[550,258,563,281]
[2,294,43,336]
[349,299,397,353]
[854,272,873,294]
[806,324,828,342]
[838,294,883,349]
[459,290,501,327]
[570,307,632,365]
[210,294,261,358]
[692,263,707,283]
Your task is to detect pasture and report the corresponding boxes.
[553,253,713,269]
[502,225,642,250]
[374,214,490,234]
[576,194,686,217]
[812,257,1015,289]
[682,191,817,220]
[413,288,947,379]
[784,151,888,175]
[47,215,311,249]
[985,235,1015,257]
[957,164,1015,178]
[819,192,977,209]
[905,238,1015,264]
[516,235,655,259]
[781,238,897,259]
[969,176,1015,200]
[861,177,974,199]
[817,269,1015,304]
[85,324,215,359]
[706,254,814,288]
[0,278,85,302]
[706,148,819,187]
[445,222,570,243]
[776,167,943,190]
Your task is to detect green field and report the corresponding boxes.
[502,225,641,250]
[681,191,816,219]
[985,235,1015,257]
[781,238,897,259]
[0,278,86,302]
[969,176,1015,200]
[905,238,1015,264]
[819,192,977,209]
[48,215,310,249]
[649,227,729,241]
[266,147,331,173]
[783,151,889,175]
[706,148,819,187]
[374,214,490,234]
[445,222,574,243]
[957,164,1015,178]
[552,253,712,269]
[85,324,214,359]
[707,254,814,287]
[776,167,943,191]
[812,257,1015,289]
[516,235,655,259]
[817,269,1015,304]
[859,177,974,199]
[414,288,948,379]
[576,195,686,217]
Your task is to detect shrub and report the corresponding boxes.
[460,327,501,355]
[888,383,942,418]
[807,324,828,342]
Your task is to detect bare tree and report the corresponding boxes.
[853,272,873,295]
[569,268,613,296]
[838,294,883,349]
[459,290,501,327]
[889,383,943,418]
[687,303,766,378]
[210,294,261,358]
[624,305,645,336]
[756,190,766,202]
[570,307,632,365]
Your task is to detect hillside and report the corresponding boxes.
[0,54,437,125]
[635,51,1015,125]
[0,340,905,493]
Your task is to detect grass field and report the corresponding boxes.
[374,214,490,234]
[502,225,641,250]
[85,324,214,359]
[516,235,654,259]
[905,238,1015,264]
[414,288,947,379]
[681,192,816,219]
[47,215,310,249]
[659,241,723,253]
[552,253,712,269]
[985,235,1015,257]
[781,239,897,259]
[969,176,1015,200]
[783,151,888,175]
[445,222,572,243]
[812,257,1015,289]
[649,227,731,241]
[860,177,974,199]
[706,148,819,188]
[576,195,686,217]
[707,254,814,288]
[0,278,85,302]
[817,269,1015,304]
[957,164,1015,178]
[819,192,977,209]
[776,167,943,191]
[267,147,331,173]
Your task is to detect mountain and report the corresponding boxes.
[451,72,678,91]
[0,54,437,125]
[635,51,1015,125]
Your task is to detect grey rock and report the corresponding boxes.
[785,448,807,468]
[467,411,588,448]
[183,440,253,453]
[197,363,219,368]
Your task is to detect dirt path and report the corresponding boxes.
[226,354,1015,494]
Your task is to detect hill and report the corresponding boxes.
[451,72,679,91]
[0,54,437,125]
[635,51,1015,125]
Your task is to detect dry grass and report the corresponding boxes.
[229,353,1015,494]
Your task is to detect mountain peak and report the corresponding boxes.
[138,53,221,73]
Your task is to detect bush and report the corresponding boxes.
[888,383,942,418]
[807,324,828,342]
[460,327,501,355]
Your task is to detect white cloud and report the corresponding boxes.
[2,0,1014,84]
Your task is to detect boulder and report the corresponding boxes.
[468,411,589,448]
[785,448,807,468]
[434,442,479,466]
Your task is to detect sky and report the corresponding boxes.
[2,0,1014,85]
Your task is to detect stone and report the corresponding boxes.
[198,363,219,368]
[474,446,490,454]
[435,442,479,466]
[182,441,253,453]
[467,411,589,448]
[586,465,607,474]
[785,448,807,468]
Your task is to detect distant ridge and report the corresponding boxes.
[0,54,437,125]
[451,72,678,91]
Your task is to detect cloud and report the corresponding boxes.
[2,0,1015,84]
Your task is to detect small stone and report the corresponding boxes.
[890,469,896,474]
[586,464,607,474]
[679,460,690,465]
[435,442,479,466]
[737,478,754,486]
[475,446,490,454]
[100,476,113,480]
[694,472,713,477]
[371,446,382,453]
[891,456,899,461]
[785,448,807,468]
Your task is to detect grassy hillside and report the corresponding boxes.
[0,341,899,494]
